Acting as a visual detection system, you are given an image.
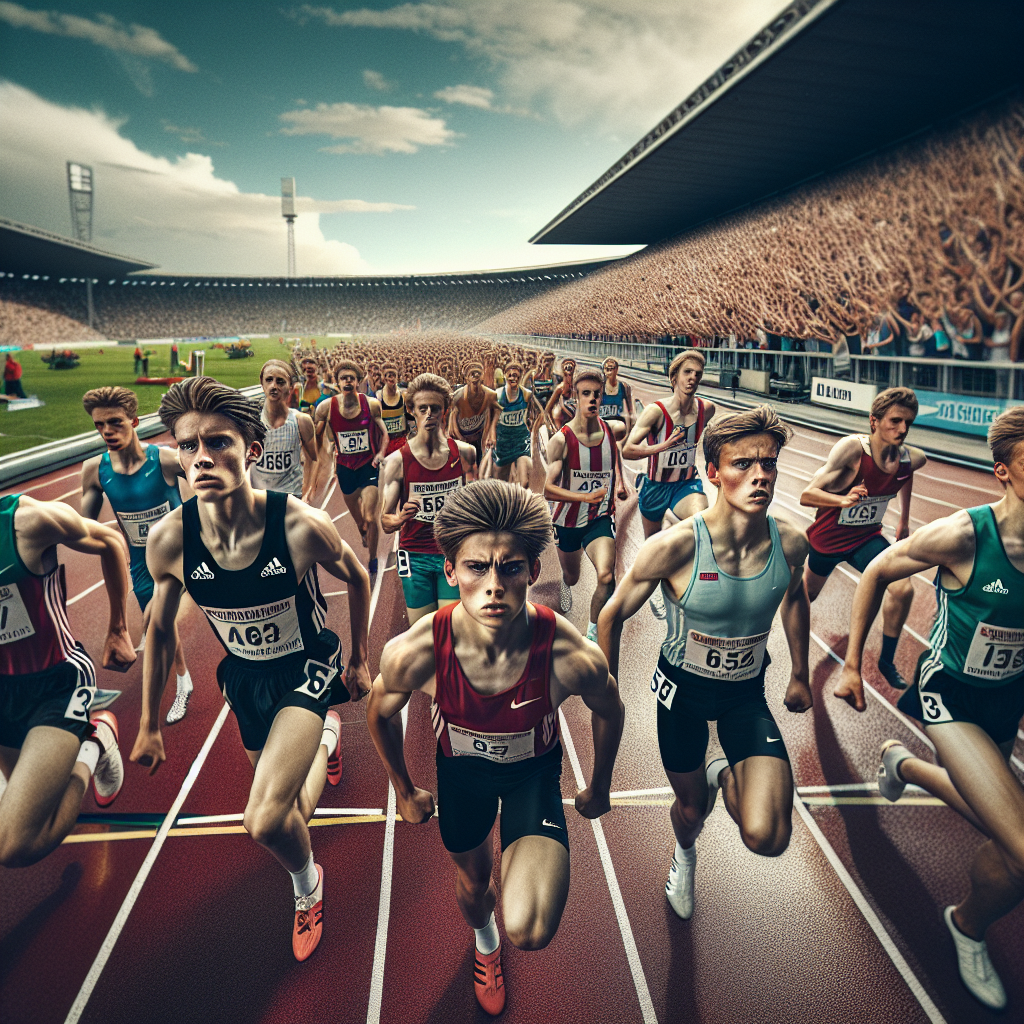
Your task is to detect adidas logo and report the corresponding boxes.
[260,557,287,577]
[982,579,1009,595]
[190,561,214,581]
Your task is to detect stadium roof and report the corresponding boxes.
[530,0,1024,245]
[0,218,157,278]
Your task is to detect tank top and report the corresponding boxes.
[806,436,913,554]
[551,420,617,528]
[531,377,555,406]
[600,381,627,421]
[495,385,531,458]
[431,602,559,761]
[299,382,322,413]
[660,512,791,680]
[920,505,1024,689]
[456,389,487,437]
[329,393,378,469]
[647,398,705,483]
[399,438,464,554]
[250,408,304,497]
[182,491,328,663]
[377,390,408,440]
[0,494,95,686]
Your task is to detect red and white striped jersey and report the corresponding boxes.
[647,398,706,483]
[551,420,617,528]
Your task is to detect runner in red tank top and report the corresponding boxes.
[800,386,928,690]
[368,480,624,1016]
[380,373,477,623]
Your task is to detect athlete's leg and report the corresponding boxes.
[641,514,663,538]
[492,460,511,483]
[556,546,582,588]
[718,755,793,857]
[499,836,570,950]
[670,489,709,523]
[514,454,533,490]
[879,576,914,645]
[804,568,830,603]
[584,533,616,625]
[343,489,366,544]
[360,484,380,559]
[889,747,989,834]
[449,836,497,930]
[664,765,712,849]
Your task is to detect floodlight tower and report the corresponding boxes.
[67,161,95,327]
[281,177,297,277]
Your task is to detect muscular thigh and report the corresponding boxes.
[247,705,324,807]
[729,755,793,819]
[0,727,80,832]
[500,835,569,921]
[673,489,708,522]
[584,533,616,575]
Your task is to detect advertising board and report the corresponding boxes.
[811,377,878,413]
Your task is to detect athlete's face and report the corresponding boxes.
[302,362,318,382]
[261,370,291,402]
[505,369,521,389]
[673,363,703,398]
[603,359,618,380]
[575,382,603,417]
[90,406,138,451]
[870,405,915,446]
[445,532,541,628]
[338,370,359,394]
[174,412,257,498]
[708,433,779,513]
[411,391,447,433]
[384,370,398,388]
[994,439,1024,500]
[466,367,483,387]
[561,361,575,384]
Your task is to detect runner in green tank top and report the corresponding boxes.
[837,406,1024,1011]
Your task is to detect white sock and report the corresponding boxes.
[289,852,319,897]
[76,739,101,776]
[321,725,338,759]
[474,912,500,955]
[674,841,695,863]
[176,672,193,693]
[587,620,597,632]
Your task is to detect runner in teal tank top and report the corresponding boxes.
[485,363,534,488]
[837,407,1024,1011]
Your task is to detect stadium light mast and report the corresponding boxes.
[281,177,297,277]
[67,161,95,327]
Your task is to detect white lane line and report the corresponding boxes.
[331,510,349,522]
[323,590,348,597]
[319,477,337,511]
[916,470,999,498]
[55,487,80,503]
[65,702,231,1024]
[177,807,384,825]
[67,580,104,606]
[559,708,658,1024]
[1,469,80,497]
[797,783,927,795]
[1012,754,1024,774]
[793,795,947,1024]
[611,786,673,798]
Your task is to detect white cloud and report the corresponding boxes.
[0,3,197,72]
[434,84,493,110]
[0,82,418,275]
[362,69,394,92]
[279,102,457,155]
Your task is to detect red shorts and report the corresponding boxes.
[386,435,407,455]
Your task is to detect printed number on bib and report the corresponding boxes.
[258,450,293,473]
[204,598,304,660]
[338,431,370,455]
[838,494,893,527]
[396,549,411,578]
[295,658,338,700]
[64,684,96,722]
[499,408,527,428]
[682,629,770,681]
[662,444,696,471]
[963,622,1024,682]
[116,502,172,547]
[409,480,460,523]
[0,584,36,644]
[920,689,953,724]
[651,666,677,710]
[448,723,535,763]
[570,470,611,497]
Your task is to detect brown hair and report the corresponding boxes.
[870,386,918,421]
[333,359,364,381]
[702,404,792,470]
[988,406,1024,467]
[83,386,138,420]
[405,372,453,410]
[260,359,295,382]
[158,377,266,449]
[573,369,605,392]
[669,350,705,382]
[504,362,524,376]
[434,480,552,564]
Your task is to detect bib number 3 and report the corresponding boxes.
[64,685,96,722]
[919,689,953,724]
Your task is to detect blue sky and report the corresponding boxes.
[0,1,786,275]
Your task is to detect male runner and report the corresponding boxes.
[0,494,134,867]
[81,386,193,722]
[377,364,409,455]
[524,352,558,443]
[380,373,477,624]
[835,407,1023,1011]
[130,377,372,961]
[313,360,390,575]
[367,480,624,1014]
[449,362,497,462]
[485,363,535,489]
[599,405,812,922]
[297,358,323,415]
[250,360,319,502]
[545,369,628,636]
[599,357,635,436]
[544,357,577,430]
[801,386,927,690]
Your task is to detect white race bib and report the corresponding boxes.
[662,444,696,471]
[0,583,35,645]
[682,629,770,681]
[409,478,461,523]
[255,449,294,475]
[651,666,678,709]
[338,430,370,455]
[963,622,1024,682]
[115,502,172,547]
[570,469,611,497]
[383,413,405,437]
[64,684,96,723]
[202,597,303,660]
[447,723,535,763]
[499,407,528,428]
[838,494,894,527]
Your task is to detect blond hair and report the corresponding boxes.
[988,406,1024,467]
[702,404,792,470]
[260,359,295,382]
[83,386,138,420]
[405,372,453,410]
[158,377,266,449]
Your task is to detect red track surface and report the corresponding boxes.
[1,382,1021,1024]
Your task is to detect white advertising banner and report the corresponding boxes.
[811,377,878,413]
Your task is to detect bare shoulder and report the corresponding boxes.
[285,494,337,546]
[367,396,383,415]
[382,447,405,479]
[774,515,810,565]
[831,434,865,462]
[907,445,929,470]
[380,613,436,691]
[551,613,607,693]
[908,507,975,562]
[455,439,476,464]
[15,494,86,542]
[634,515,695,580]
[701,397,717,418]
[81,454,102,487]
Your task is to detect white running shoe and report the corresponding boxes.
[665,845,696,919]
[166,682,193,725]
[559,579,573,614]
[877,740,912,802]
[91,688,122,712]
[943,906,1007,1009]
[90,711,124,808]
[705,756,728,813]
[649,587,666,620]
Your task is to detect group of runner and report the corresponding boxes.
[0,339,1020,1016]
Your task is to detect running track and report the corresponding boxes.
[1,379,1020,1024]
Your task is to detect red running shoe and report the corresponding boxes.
[324,710,342,786]
[89,711,123,808]
[473,944,506,1015]
[292,863,324,962]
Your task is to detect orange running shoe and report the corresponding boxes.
[324,710,342,786]
[292,863,324,962]
[473,944,506,1015]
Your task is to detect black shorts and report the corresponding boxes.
[554,514,615,553]
[897,652,1024,746]
[807,533,889,578]
[435,743,568,855]
[335,461,379,495]
[217,629,348,752]
[652,654,789,774]
[0,658,96,749]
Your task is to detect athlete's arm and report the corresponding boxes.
[80,455,105,521]
[896,447,928,541]
[542,430,602,505]
[611,424,630,499]
[482,390,499,450]
[379,450,416,534]
[622,403,672,461]
[777,520,812,713]
[313,400,332,456]
[621,381,635,434]
[448,401,464,441]
[455,439,478,482]
[800,436,866,508]
[367,398,390,467]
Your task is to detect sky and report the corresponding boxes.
[0,0,789,276]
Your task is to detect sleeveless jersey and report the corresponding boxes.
[495,385,531,459]
[250,408,303,497]
[298,382,322,414]
[456,389,488,437]
[647,398,705,483]
[329,393,379,469]
[377,390,408,441]
[807,436,913,554]
[920,505,1024,689]
[531,376,555,407]
[431,602,560,762]
[551,420,617,528]
[399,438,464,554]
[0,494,95,685]
[556,389,577,420]
[182,491,328,663]
[660,512,791,681]
[600,381,627,421]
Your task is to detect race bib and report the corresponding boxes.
[337,430,370,455]
[838,494,894,527]
[919,688,953,723]
[202,597,303,660]
[409,478,461,523]
[115,502,172,547]
[64,683,96,723]
[682,629,770,681]
[651,666,678,710]
[294,657,338,701]
[447,723,535,763]
[255,449,294,475]
[599,405,621,420]
[662,443,696,471]
[570,469,611,498]
[499,407,528,428]
[963,622,1024,682]
[383,413,406,437]
[0,584,35,644]
[458,414,484,434]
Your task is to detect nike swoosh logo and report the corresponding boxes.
[510,696,541,709]
[450,460,460,468]
[766,736,782,742]
[542,819,563,830]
